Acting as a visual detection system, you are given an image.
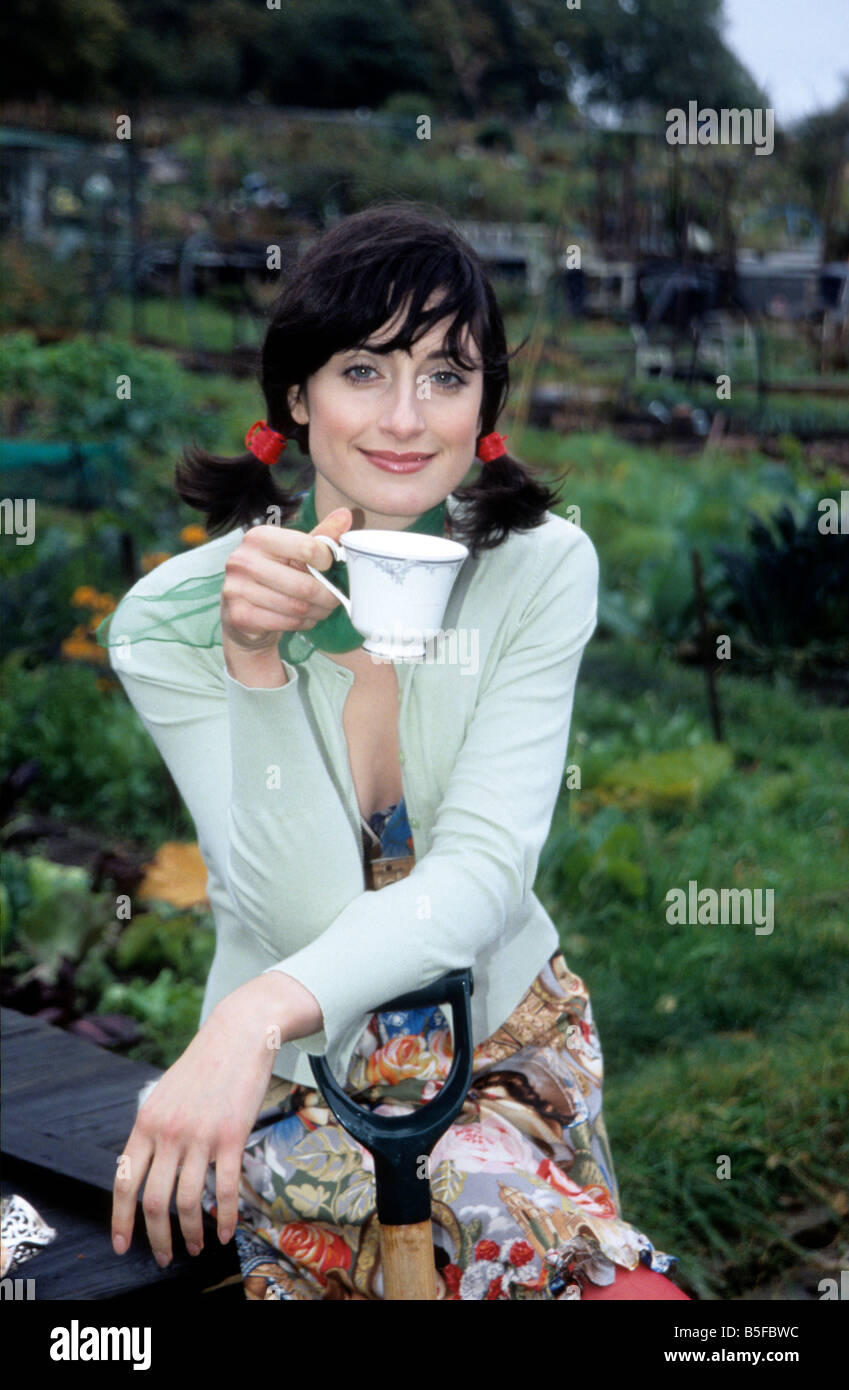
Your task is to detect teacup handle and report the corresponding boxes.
[305,535,352,615]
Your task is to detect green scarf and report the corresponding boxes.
[96,484,448,665]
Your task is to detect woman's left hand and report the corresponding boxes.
[111,972,322,1266]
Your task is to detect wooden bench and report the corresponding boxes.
[1,1008,241,1301]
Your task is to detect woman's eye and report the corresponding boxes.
[344,363,466,390]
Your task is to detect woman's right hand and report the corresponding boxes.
[220,507,353,653]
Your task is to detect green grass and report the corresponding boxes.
[603,990,848,1300]
[627,377,849,436]
[537,636,849,1298]
[103,294,265,354]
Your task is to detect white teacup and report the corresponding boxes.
[306,529,469,660]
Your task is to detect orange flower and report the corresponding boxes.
[70,586,116,613]
[180,524,208,546]
[141,551,172,573]
[61,626,107,664]
[70,585,100,607]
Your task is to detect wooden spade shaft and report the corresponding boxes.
[379,1220,438,1300]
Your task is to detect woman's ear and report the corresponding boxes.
[287,384,309,425]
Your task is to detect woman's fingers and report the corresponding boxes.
[140,1142,183,1266]
[222,579,315,635]
[222,555,339,632]
[109,977,289,1265]
[175,1146,214,1256]
[214,1121,248,1245]
[220,510,353,647]
[230,537,317,592]
[114,1131,241,1265]
[233,542,341,613]
[112,1128,154,1255]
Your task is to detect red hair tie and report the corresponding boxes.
[477,431,509,462]
[245,420,287,465]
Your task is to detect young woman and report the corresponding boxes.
[99,202,690,1301]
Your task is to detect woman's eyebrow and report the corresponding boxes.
[344,343,470,364]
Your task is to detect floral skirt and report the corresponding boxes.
[200,949,681,1300]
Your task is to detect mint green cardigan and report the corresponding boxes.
[106,493,599,1086]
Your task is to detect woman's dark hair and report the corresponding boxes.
[176,200,564,557]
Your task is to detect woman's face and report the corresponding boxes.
[287,298,485,530]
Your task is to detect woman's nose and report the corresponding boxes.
[378,374,428,436]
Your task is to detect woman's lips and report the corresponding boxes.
[359,449,435,474]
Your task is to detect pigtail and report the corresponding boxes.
[452,451,567,558]
[174,444,309,538]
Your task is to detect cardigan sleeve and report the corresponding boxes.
[103,630,310,896]
[255,524,599,1057]
[106,627,366,941]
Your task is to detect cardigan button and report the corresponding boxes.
[410,817,419,828]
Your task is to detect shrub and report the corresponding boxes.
[714,503,849,692]
[0,659,193,843]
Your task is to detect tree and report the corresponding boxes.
[792,80,849,261]
[0,0,767,117]
[254,0,426,110]
[539,0,767,118]
[0,0,127,101]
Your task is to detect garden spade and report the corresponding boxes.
[309,968,474,1300]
